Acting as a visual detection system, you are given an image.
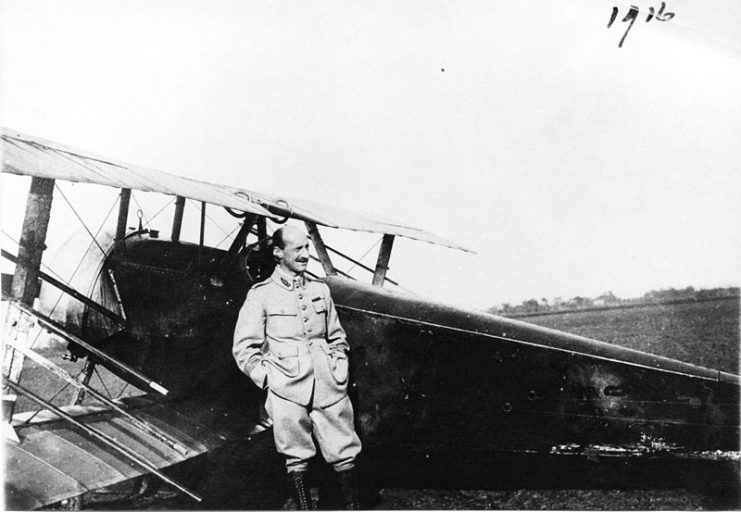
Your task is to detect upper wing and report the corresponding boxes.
[1,128,472,252]
[283,196,473,252]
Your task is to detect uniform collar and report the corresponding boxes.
[272,266,307,291]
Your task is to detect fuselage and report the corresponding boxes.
[78,235,739,458]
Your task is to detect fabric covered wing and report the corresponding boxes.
[1,128,472,252]
[4,396,269,510]
[1,129,281,220]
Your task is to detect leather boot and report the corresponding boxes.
[335,469,360,510]
[288,471,313,510]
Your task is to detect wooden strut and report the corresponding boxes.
[372,234,395,287]
[304,222,336,276]
[171,195,186,242]
[3,176,55,422]
[5,337,188,456]
[9,177,54,304]
[256,216,267,241]
[199,201,206,247]
[115,188,131,242]
[2,295,168,396]
[198,201,206,267]
[7,381,202,503]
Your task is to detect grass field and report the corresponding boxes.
[517,298,740,374]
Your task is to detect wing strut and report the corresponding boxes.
[305,222,336,276]
[6,380,202,503]
[2,296,168,396]
[115,188,131,241]
[198,201,206,268]
[2,176,55,422]
[171,195,186,241]
[372,234,395,287]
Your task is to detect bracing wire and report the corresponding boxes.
[26,193,119,348]
[187,199,231,237]
[344,237,382,275]
[147,196,176,225]
[94,366,113,400]
[340,235,421,295]
[44,192,119,313]
[1,230,69,285]
[215,225,242,249]
[54,184,108,257]
[20,367,85,425]
[115,382,130,400]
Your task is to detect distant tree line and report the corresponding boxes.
[488,286,740,317]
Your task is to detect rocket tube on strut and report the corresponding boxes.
[2,295,169,396]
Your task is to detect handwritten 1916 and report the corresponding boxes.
[608,2,675,47]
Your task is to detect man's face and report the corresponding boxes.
[275,229,310,276]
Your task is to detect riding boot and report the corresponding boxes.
[288,471,313,510]
[335,468,360,510]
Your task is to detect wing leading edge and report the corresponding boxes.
[1,128,472,252]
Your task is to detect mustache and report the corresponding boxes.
[296,258,309,263]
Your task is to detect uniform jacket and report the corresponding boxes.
[233,267,350,408]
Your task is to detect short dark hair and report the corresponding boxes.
[272,228,286,250]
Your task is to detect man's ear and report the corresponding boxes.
[273,246,283,260]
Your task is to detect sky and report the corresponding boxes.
[1,0,740,310]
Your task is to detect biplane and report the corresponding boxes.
[2,128,739,510]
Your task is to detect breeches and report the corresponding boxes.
[266,390,362,473]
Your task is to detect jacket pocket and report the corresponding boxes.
[322,344,349,384]
[265,344,300,377]
[311,296,327,314]
[266,303,300,338]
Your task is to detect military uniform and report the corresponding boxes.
[233,266,362,473]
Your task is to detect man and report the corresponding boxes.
[233,225,362,510]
